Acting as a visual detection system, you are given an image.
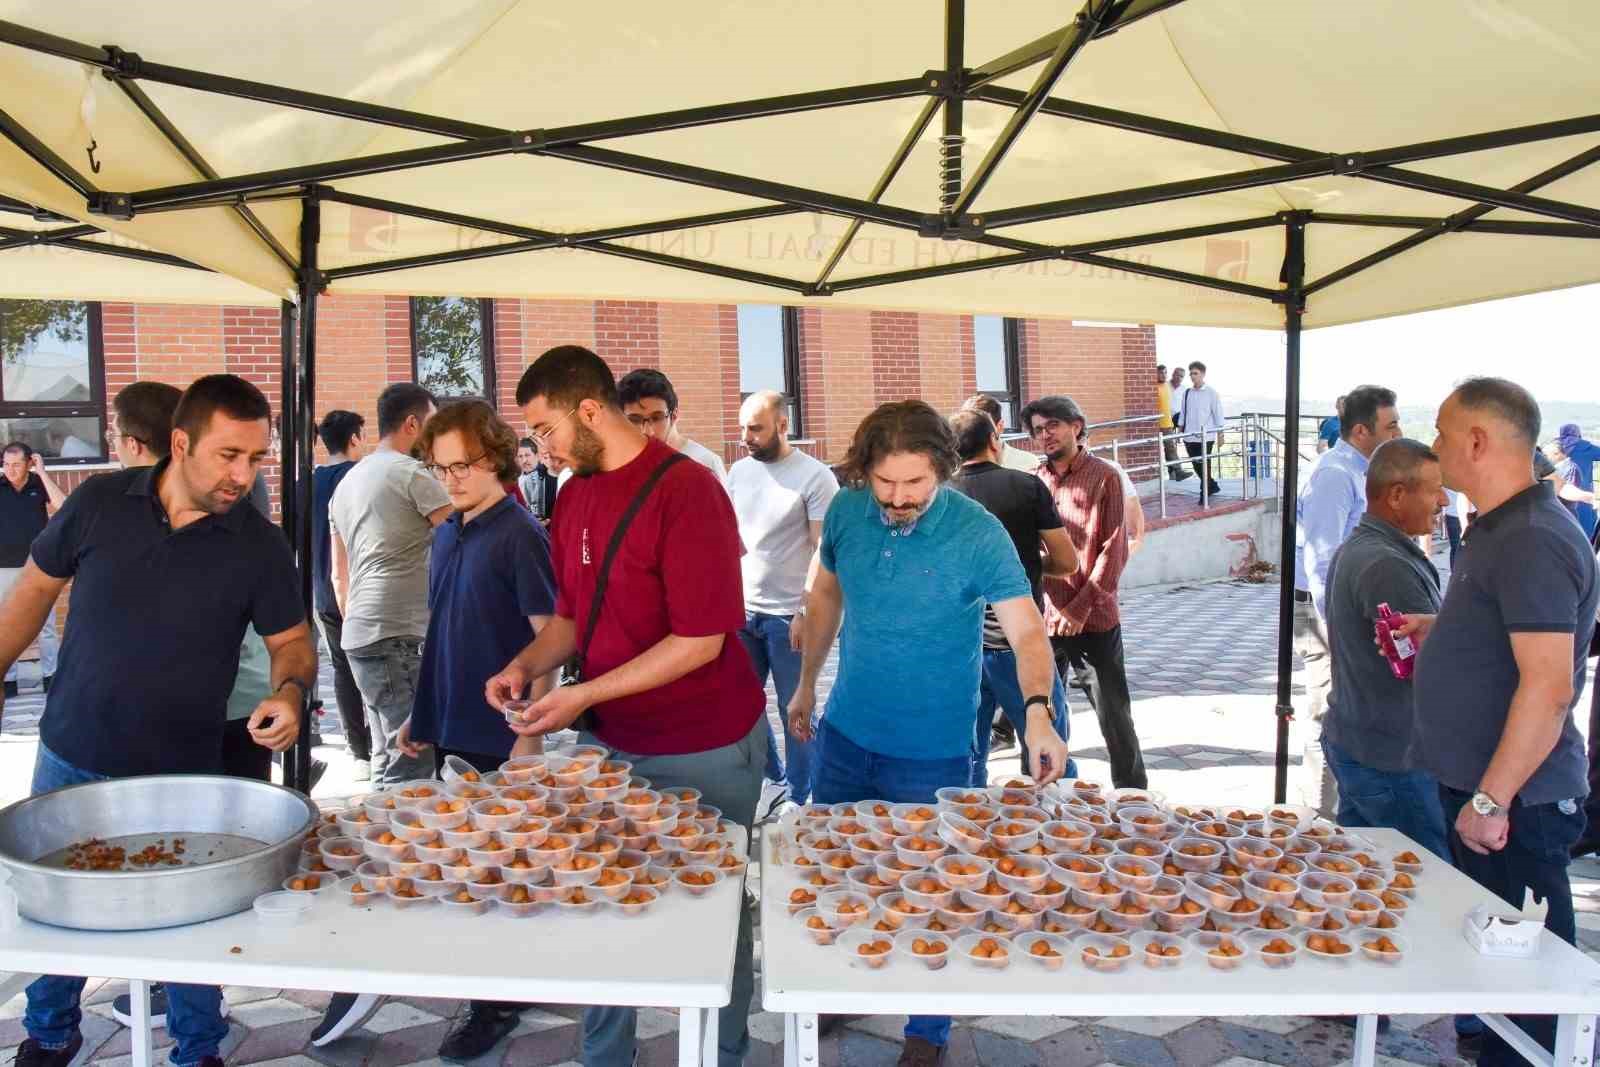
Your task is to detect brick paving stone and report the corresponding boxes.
[1161,1021,1239,1067]
[967,1028,1044,1067]
[1085,1024,1178,1067]
[228,1019,321,1065]
[501,1027,581,1067]
[1031,1027,1109,1067]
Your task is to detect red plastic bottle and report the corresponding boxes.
[1375,603,1416,680]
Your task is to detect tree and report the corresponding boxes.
[413,297,484,396]
[1,299,86,366]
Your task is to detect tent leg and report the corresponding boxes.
[1273,214,1307,805]
[283,192,321,795]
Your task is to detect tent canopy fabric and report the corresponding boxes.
[1,0,1597,326]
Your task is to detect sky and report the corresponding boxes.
[1155,282,1599,410]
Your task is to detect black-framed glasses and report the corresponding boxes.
[105,425,149,447]
[426,453,488,481]
[626,411,672,429]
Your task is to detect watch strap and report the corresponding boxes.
[1023,694,1051,713]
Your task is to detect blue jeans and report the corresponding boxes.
[737,612,810,802]
[1440,784,1585,1066]
[812,721,967,1048]
[24,746,228,1067]
[1320,739,1451,862]
[970,649,1073,787]
[346,635,432,786]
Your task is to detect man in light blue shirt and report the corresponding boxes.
[1292,384,1401,817]
[789,401,1068,1066]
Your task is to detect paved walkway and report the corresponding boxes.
[3,571,1597,1067]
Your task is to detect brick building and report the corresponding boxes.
[8,297,1162,510]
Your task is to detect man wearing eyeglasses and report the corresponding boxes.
[616,368,728,485]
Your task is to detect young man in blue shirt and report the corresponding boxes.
[312,410,370,777]
[789,401,1069,1067]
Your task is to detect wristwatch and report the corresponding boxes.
[1023,694,1051,715]
[1470,790,1505,818]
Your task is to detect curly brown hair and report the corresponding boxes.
[417,398,519,481]
[838,400,960,488]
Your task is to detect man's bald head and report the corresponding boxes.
[739,389,790,463]
[1432,376,1543,500]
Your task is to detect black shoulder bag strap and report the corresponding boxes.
[570,451,690,682]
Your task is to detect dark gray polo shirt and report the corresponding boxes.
[1411,481,1597,804]
[1323,514,1442,773]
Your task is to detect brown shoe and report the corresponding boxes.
[897,1036,947,1067]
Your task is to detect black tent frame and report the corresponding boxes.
[2,0,1598,794]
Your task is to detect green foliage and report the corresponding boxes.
[1,300,86,365]
[413,297,484,397]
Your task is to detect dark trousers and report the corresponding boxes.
[1183,440,1219,492]
[317,610,370,762]
[1444,514,1463,571]
[221,716,272,782]
[1583,680,1600,842]
[436,746,523,1018]
[1439,785,1584,1067]
[1050,627,1146,788]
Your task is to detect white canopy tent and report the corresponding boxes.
[2,0,1598,792]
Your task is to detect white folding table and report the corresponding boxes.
[0,876,742,1067]
[761,828,1600,1067]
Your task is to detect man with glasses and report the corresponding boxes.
[616,368,728,484]
[1,442,65,698]
[1023,395,1148,789]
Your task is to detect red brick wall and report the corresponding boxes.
[311,294,396,463]
[592,300,660,378]
[917,313,967,419]
[656,302,727,455]
[869,310,919,406]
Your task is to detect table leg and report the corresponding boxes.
[128,979,153,1067]
[701,1008,719,1067]
[794,1013,819,1067]
[678,1005,704,1067]
[783,1013,798,1067]
[1352,1014,1379,1067]
[1555,1013,1597,1067]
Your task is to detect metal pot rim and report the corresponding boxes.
[0,774,318,880]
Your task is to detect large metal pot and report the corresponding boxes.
[0,775,317,931]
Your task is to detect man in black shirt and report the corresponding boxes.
[313,409,371,778]
[1,442,65,698]
[948,410,1079,783]
[0,374,314,1067]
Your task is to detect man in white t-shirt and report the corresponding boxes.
[727,390,837,816]
[617,368,728,484]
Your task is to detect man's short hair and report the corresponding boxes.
[1452,376,1541,447]
[950,410,999,462]
[518,436,536,451]
[1187,360,1207,373]
[515,345,620,409]
[616,368,679,415]
[113,381,183,459]
[1020,395,1088,443]
[1156,364,1167,375]
[376,383,436,437]
[1339,385,1397,441]
[1366,438,1438,497]
[316,409,365,454]
[2,441,30,461]
[172,375,271,449]
[839,401,960,488]
[961,394,1003,425]
[417,398,520,481]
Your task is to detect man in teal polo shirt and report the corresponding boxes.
[790,400,1069,1067]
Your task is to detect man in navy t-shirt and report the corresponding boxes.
[311,409,370,776]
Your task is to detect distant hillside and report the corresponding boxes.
[1225,394,1600,446]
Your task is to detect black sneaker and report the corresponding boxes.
[438,1004,520,1062]
[310,992,382,1047]
[14,1035,83,1067]
[3,680,16,699]
[112,983,168,1027]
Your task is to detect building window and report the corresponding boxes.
[411,297,495,401]
[973,314,1022,431]
[0,299,107,464]
[736,304,802,435]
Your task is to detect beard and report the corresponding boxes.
[874,485,939,526]
[747,433,782,463]
[568,422,606,477]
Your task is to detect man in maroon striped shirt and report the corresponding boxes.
[1022,395,1149,788]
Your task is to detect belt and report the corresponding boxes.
[1293,589,1312,603]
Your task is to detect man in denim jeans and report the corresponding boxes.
[728,390,837,816]
[789,402,1069,1067]
[328,383,450,787]
[0,375,313,1067]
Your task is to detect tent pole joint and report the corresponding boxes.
[87,192,134,220]
[102,44,144,78]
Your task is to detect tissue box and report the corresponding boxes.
[1461,889,1548,958]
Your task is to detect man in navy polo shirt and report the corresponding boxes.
[1,442,65,698]
[789,401,1069,1067]
[390,399,556,1061]
[0,374,313,1067]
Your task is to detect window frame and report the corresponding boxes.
[0,299,109,466]
[408,296,497,403]
[973,315,1023,432]
[736,304,804,437]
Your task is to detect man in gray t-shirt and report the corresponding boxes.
[329,384,450,784]
[1402,379,1597,1067]
[727,391,836,812]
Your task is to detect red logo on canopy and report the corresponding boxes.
[1203,238,1251,282]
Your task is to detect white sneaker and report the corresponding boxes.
[756,781,790,824]
[350,759,371,783]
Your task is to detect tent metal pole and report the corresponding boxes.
[0,195,70,221]
[0,107,101,201]
[951,0,1111,216]
[966,0,1192,87]
[1273,214,1307,805]
[282,192,320,795]
[1307,213,1600,238]
[939,0,965,215]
